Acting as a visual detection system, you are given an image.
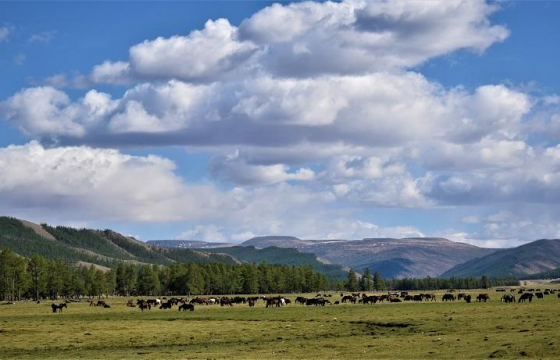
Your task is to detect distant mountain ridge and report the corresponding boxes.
[240,236,496,278]
[148,240,235,249]
[147,240,348,279]
[441,239,560,278]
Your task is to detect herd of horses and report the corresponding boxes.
[48,287,559,313]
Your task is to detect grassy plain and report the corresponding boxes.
[1,288,559,359]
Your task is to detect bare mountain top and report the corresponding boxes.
[241,236,496,278]
[148,240,236,249]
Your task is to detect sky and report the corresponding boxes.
[1,0,560,247]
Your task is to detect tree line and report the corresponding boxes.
[0,248,330,301]
[344,268,518,292]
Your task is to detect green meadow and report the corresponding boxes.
[1,289,559,359]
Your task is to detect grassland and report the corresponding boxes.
[1,288,559,359]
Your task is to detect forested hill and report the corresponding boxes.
[196,246,348,279]
[0,217,236,268]
[441,239,560,278]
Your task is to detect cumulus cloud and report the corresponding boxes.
[0,142,229,222]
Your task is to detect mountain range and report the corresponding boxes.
[3,216,560,279]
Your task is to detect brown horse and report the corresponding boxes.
[51,303,67,313]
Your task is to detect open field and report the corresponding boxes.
[1,289,559,359]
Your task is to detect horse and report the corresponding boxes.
[535,292,544,299]
[248,299,256,307]
[518,293,533,303]
[159,301,173,309]
[138,302,151,312]
[178,303,194,311]
[126,300,135,307]
[442,294,456,301]
[501,294,515,303]
[51,303,67,313]
[476,293,490,302]
[89,300,97,307]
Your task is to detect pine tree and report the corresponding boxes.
[373,270,384,291]
[346,269,358,291]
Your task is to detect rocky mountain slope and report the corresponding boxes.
[240,236,496,278]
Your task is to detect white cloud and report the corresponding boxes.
[127,19,259,83]
[0,26,12,43]
[28,30,57,43]
[0,142,229,222]
[176,225,228,242]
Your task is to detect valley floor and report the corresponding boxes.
[1,289,559,359]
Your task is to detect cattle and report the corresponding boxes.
[51,303,67,313]
[103,304,111,308]
[389,297,401,303]
[442,294,456,302]
[457,293,466,300]
[535,292,544,299]
[403,295,414,301]
[400,291,409,298]
[476,293,490,302]
[126,300,135,307]
[334,301,340,305]
[178,303,194,312]
[306,298,330,306]
[501,294,515,303]
[464,295,472,303]
[518,293,533,303]
[248,299,256,307]
[137,300,151,312]
[413,294,423,302]
[518,289,525,294]
[89,300,97,307]
[96,300,106,307]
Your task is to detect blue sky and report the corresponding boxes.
[1,1,560,247]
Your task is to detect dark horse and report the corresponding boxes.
[178,303,194,311]
[51,303,67,313]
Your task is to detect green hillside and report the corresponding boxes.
[441,239,560,278]
[0,217,235,268]
[200,245,348,279]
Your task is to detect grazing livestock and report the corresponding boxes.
[342,295,357,304]
[535,292,544,299]
[413,295,423,302]
[501,294,515,303]
[362,295,379,305]
[476,294,490,302]
[295,297,307,305]
[178,303,194,311]
[89,301,96,307]
[464,295,472,303]
[126,300,135,307]
[334,301,340,305]
[160,302,173,310]
[51,303,67,313]
[103,304,111,308]
[518,293,533,303]
[496,288,506,292]
[423,293,436,302]
[389,297,401,303]
[457,293,466,300]
[137,301,151,312]
[442,294,456,302]
[248,299,256,307]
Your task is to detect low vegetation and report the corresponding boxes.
[1,288,559,359]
